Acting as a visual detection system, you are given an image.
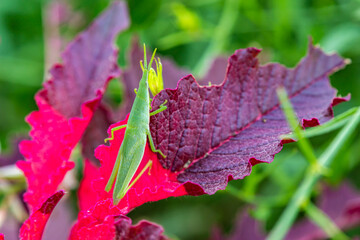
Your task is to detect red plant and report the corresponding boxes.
[8,1,349,239]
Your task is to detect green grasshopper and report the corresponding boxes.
[104,45,167,204]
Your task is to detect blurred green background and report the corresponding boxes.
[0,0,360,239]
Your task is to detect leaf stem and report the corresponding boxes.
[225,184,292,206]
[8,194,28,223]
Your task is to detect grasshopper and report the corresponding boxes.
[104,45,167,204]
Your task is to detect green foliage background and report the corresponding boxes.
[0,0,359,239]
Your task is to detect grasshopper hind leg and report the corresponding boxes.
[146,129,166,158]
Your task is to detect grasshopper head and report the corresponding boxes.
[148,57,164,96]
[140,44,164,96]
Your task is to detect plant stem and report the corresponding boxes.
[9,194,28,223]
[193,0,239,76]
[267,107,360,240]
[0,164,25,181]
[283,107,359,139]
[277,87,318,166]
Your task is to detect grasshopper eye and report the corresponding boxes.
[149,57,164,96]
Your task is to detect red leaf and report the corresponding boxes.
[19,191,64,240]
[150,42,348,195]
[70,200,119,240]
[70,199,167,240]
[17,1,129,211]
[77,116,187,214]
[78,159,102,211]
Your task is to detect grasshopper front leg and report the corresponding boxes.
[150,100,167,116]
[104,124,127,143]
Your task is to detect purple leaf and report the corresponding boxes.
[42,1,129,118]
[81,104,114,164]
[114,215,168,240]
[210,210,266,240]
[150,42,348,195]
[17,1,129,211]
[0,137,26,167]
